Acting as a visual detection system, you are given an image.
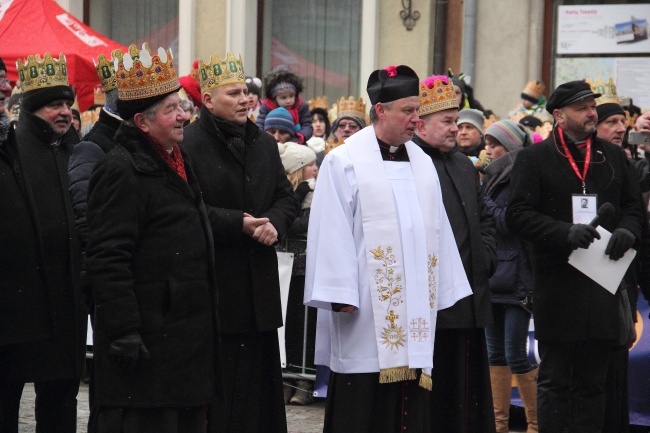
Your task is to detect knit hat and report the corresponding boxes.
[485,119,529,152]
[596,103,626,124]
[246,76,260,97]
[367,65,419,105]
[270,81,296,98]
[264,107,296,137]
[457,108,485,135]
[546,80,601,113]
[277,141,316,175]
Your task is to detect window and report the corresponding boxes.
[264,0,361,103]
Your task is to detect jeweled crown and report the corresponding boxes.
[417,75,458,117]
[309,96,329,111]
[16,53,69,93]
[94,50,123,92]
[114,43,179,101]
[198,52,245,93]
[586,77,619,106]
[336,96,367,120]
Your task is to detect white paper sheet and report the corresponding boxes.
[568,226,636,294]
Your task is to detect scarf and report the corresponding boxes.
[149,136,187,182]
[0,113,10,142]
[210,114,247,157]
[482,148,521,197]
[345,126,472,390]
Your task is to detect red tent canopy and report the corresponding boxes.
[0,0,127,111]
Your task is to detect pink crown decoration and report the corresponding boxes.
[417,75,459,117]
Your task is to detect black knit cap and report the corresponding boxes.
[117,88,179,120]
[22,85,75,112]
[367,65,419,105]
[546,80,601,113]
[0,57,6,72]
[596,103,626,124]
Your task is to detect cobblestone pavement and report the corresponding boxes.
[18,383,327,433]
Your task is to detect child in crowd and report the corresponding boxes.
[256,67,313,144]
[306,107,331,166]
[276,140,318,406]
[264,107,298,144]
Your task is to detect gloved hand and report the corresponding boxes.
[108,333,150,371]
[605,228,636,261]
[567,224,601,249]
[294,181,312,204]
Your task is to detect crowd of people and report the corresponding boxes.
[0,41,650,433]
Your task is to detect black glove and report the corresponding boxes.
[605,228,636,261]
[108,333,150,371]
[567,224,601,249]
[294,181,312,204]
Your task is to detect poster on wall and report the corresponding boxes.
[555,57,650,110]
[557,4,650,54]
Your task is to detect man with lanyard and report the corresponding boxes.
[304,65,472,433]
[506,80,644,433]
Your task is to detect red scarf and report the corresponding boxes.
[262,97,302,126]
[150,137,188,182]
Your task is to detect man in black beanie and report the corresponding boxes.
[506,80,644,433]
[0,53,85,433]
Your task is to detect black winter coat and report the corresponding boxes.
[0,111,85,382]
[414,138,497,328]
[506,130,644,342]
[68,108,121,248]
[481,150,533,305]
[85,123,221,406]
[182,108,298,334]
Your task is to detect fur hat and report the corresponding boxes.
[264,107,296,136]
[263,67,303,99]
[485,119,529,152]
[457,108,485,135]
[277,141,316,175]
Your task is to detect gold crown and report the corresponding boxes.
[522,80,545,99]
[94,50,123,92]
[324,137,344,155]
[417,75,458,117]
[198,52,245,93]
[94,86,106,106]
[586,77,619,106]
[16,53,69,93]
[309,96,329,111]
[114,43,179,101]
[335,96,367,121]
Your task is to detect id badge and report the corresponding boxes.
[572,194,597,224]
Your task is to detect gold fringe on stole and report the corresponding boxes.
[379,366,417,384]
[419,372,432,391]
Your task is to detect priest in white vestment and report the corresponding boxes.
[304,65,472,433]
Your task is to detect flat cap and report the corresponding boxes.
[546,80,601,113]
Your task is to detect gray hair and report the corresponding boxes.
[369,102,393,124]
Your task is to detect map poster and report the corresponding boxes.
[555,57,650,111]
[557,4,650,54]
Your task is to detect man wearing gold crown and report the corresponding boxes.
[0,53,85,433]
[413,74,498,433]
[304,65,472,433]
[84,44,223,433]
[182,52,297,433]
